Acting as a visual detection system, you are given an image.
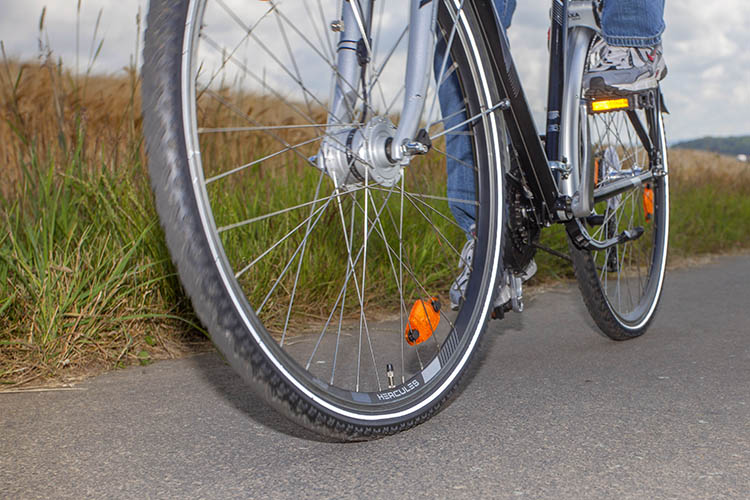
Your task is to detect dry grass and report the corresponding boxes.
[0,56,211,389]
[1,60,143,199]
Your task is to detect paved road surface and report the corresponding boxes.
[2,255,749,499]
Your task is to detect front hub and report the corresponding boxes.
[320,116,401,188]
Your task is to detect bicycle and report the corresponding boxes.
[141,0,669,440]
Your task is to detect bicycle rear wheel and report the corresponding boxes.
[143,0,507,439]
[569,41,670,340]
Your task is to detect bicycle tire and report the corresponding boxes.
[142,0,507,439]
[569,38,670,341]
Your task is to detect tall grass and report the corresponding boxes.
[0,11,205,386]
[2,13,749,386]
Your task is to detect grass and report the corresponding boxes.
[2,34,750,387]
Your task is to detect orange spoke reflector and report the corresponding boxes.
[590,97,631,113]
[405,297,441,346]
[643,187,655,222]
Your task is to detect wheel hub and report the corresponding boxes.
[319,116,401,188]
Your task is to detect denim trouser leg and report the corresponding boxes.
[435,0,513,238]
[437,0,665,237]
[601,0,665,47]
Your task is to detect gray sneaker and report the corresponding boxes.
[449,235,475,310]
[449,229,537,311]
[584,39,667,96]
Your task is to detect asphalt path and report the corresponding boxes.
[2,254,749,499]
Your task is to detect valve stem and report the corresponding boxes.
[386,363,395,389]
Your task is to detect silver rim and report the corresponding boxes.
[179,0,504,420]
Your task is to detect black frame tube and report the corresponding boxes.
[544,0,568,163]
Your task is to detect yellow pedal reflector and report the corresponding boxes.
[643,186,654,222]
[405,297,441,346]
[590,97,631,113]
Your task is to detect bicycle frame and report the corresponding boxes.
[325,0,657,229]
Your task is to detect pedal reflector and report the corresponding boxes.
[590,97,631,113]
[405,297,441,346]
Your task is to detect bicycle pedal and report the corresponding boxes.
[619,226,644,243]
[586,214,605,226]
[491,301,513,320]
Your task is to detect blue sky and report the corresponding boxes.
[2,0,749,143]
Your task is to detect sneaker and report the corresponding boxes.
[583,39,667,96]
[449,227,537,311]
[450,235,475,310]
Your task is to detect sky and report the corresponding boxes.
[1,0,749,143]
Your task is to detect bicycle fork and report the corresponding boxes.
[316,0,437,188]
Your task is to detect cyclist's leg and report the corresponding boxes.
[587,0,667,93]
[434,35,476,238]
[600,0,665,48]
[436,0,516,238]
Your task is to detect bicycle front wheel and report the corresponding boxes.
[143,0,507,439]
[569,40,670,340]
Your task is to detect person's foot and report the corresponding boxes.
[584,39,667,96]
[449,228,537,311]
[449,234,475,310]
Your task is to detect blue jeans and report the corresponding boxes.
[438,0,666,236]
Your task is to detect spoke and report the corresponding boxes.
[385,84,406,116]
[201,76,321,161]
[308,180,401,383]
[330,197,356,383]
[403,192,469,267]
[217,184,368,233]
[403,186,466,233]
[430,101,506,141]
[359,171,382,393]
[425,0,466,134]
[302,1,334,67]
[399,170,406,383]
[348,0,373,58]
[349,189,411,325]
[257,179,332,316]
[370,186,478,208]
[380,204,459,335]
[201,0,275,96]
[358,190,443,355]
[427,107,467,132]
[279,171,325,346]
[200,35,321,132]
[315,0,336,62]
[199,123,351,134]
[370,0,386,69]
[432,145,477,172]
[367,25,408,108]
[331,181,371,392]
[234,195,333,280]
[212,2,337,122]
[271,6,379,119]
[206,134,323,185]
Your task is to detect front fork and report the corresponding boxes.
[319,0,437,184]
[560,26,595,217]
